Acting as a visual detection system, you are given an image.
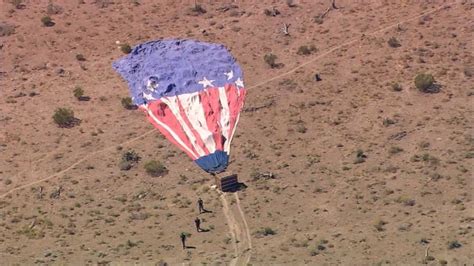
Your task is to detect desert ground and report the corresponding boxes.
[0,0,473,265]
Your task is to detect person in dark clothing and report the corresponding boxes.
[180,232,186,249]
[194,217,201,232]
[315,73,322,81]
[198,198,204,214]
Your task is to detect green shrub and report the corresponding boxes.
[383,118,396,127]
[264,53,278,68]
[387,37,401,48]
[297,45,317,55]
[144,160,167,177]
[264,7,279,16]
[75,54,86,61]
[73,86,84,99]
[52,108,76,127]
[120,44,132,54]
[121,97,136,110]
[256,227,276,236]
[41,16,54,27]
[414,73,435,92]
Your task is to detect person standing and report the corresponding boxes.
[194,217,201,232]
[180,232,186,249]
[198,198,204,214]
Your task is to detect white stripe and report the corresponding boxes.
[178,92,217,153]
[161,97,206,157]
[227,107,242,156]
[144,105,198,159]
[218,87,231,152]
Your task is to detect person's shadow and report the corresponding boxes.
[201,208,212,214]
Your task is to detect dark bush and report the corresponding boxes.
[354,149,367,164]
[121,97,137,110]
[41,16,54,27]
[256,227,276,237]
[448,240,462,249]
[53,108,77,128]
[264,53,278,68]
[414,73,437,92]
[73,86,84,99]
[387,37,401,48]
[297,45,317,55]
[144,160,168,177]
[264,7,280,16]
[120,44,132,54]
[73,86,90,101]
[119,150,140,171]
[75,54,86,61]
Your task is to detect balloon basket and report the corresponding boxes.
[214,173,239,192]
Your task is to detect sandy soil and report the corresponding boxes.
[0,0,473,265]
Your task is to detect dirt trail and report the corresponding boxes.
[0,129,155,199]
[220,192,252,266]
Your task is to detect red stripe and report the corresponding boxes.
[200,88,224,151]
[145,101,198,160]
[226,84,246,141]
[176,95,210,155]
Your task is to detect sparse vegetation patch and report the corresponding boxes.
[297,45,317,55]
[41,16,54,27]
[53,108,78,128]
[415,73,438,93]
[144,160,167,177]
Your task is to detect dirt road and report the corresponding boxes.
[220,192,252,266]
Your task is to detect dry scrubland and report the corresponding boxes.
[0,0,473,265]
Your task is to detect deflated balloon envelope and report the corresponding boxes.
[113,39,246,173]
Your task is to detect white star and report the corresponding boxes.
[146,79,159,91]
[198,77,215,88]
[235,77,244,88]
[224,70,234,80]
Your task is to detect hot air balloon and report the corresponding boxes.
[112,39,246,174]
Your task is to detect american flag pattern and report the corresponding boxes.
[113,39,246,173]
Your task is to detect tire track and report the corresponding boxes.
[220,192,252,266]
